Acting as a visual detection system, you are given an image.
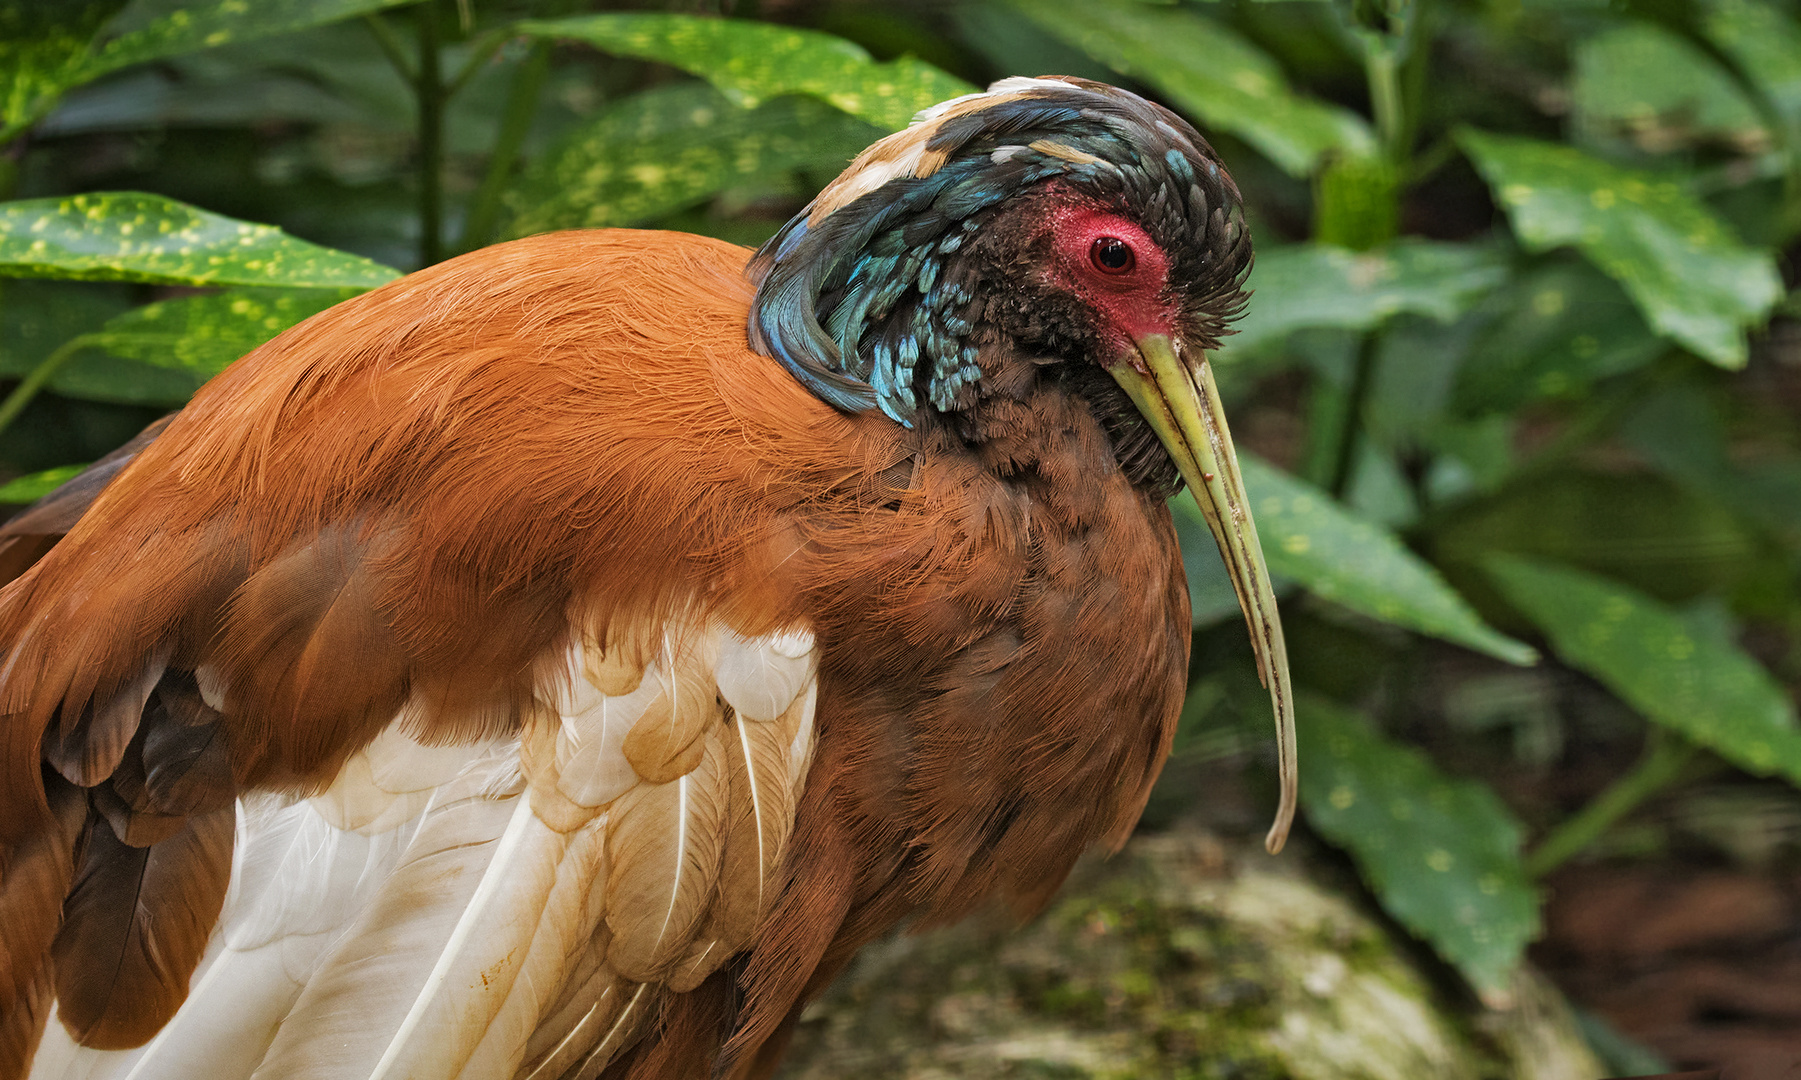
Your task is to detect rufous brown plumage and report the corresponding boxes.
[0,76,1293,1080]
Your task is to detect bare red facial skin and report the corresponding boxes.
[1044,202,1177,362]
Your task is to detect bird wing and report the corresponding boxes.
[0,229,858,1080]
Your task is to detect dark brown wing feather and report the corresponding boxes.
[50,804,232,1049]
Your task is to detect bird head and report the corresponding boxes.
[747,76,1295,853]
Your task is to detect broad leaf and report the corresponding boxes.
[1573,23,1766,150]
[1220,241,1509,358]
[1457,129,1781,368]
[46,351,204,406]
[1,0,412,143]
[516,13,975,132]
[0,463,87,503]
[1453,259,1667,414]
[0,193,400,288]
[90,286,355,375]
[1487,556,1801,784]
[0,1,120,141]
[1009,0,1375,176]
[87,0,415,78]
[1704,0,1801,128]
[1298,696,1539,1000]
[504,84,879,238]
[1177,455,1537,664]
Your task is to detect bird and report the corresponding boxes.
[0,75,1293,1080]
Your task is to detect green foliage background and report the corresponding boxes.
[3,0,1798,1055]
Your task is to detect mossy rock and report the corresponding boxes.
[778,829,1601,1080]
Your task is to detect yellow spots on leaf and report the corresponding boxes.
[1230,70,1272,97]
[1281,534,1312,556]
[1426,849,1454,873]
[1531,289,1566,317]
[1329,785,1356,810]
[1501,183,1533,205]
[1590,187,1616,210]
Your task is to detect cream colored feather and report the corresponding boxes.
[602,727,729,982]
[30,621,820,1080]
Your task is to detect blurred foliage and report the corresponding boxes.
[1,0,1799,1038]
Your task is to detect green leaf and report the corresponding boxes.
[1703,0,1801,129]
[1177,455,1537,664]
[1006,0,1375,176]
[0,0,412,143]
[1573,23,1767,151]
[1457,129,1782,367]
[1298,695,1539,1000]
[90,286,354,375]
[0,1,120,141]
[0,193,400,288]
[1487,556,1801,784]
[1452,259,1667,414]
[504,84,880,239]
[516,13,975,132]
[86,0,414,79]
[46,351,204,406]
[1219,241,1509,358]
[0,463,87,503]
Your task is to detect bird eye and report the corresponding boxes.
[1089,236,1135,275]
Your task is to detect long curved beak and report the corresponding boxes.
[1108,334,1296,854]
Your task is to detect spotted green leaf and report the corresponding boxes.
[0,0,412,143]
[1574,23,1766,150]
[516,13,974,133]
[0,193,400,288]
[1452,259,1666,414]
[1010,0,1375,176]
[0,1,119,142]
[1457,129,1781,368]
[504,84,880,239]
[1487,556,1801,783]
[1298,695,1539,1001]
[1246,456,1535,663]
[0,463,88,503]
[88,0,414,78]
[1175,456,1536,664]
[1220,241,1509,359]
[90,286,354,376]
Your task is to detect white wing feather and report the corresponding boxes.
[30,618,819,1080]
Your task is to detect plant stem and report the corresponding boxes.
[0,335,95,441]
[416,0,445,267]
[459,40,552,253]
[1524,728,1696,879]
[1362,38,1406,161]
[1329,330,1381,499]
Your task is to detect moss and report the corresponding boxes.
[777,828,1601,1080]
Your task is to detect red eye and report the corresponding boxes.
[1089,236,1135,275]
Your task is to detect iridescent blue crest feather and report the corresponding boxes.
[745,77,1250,426]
